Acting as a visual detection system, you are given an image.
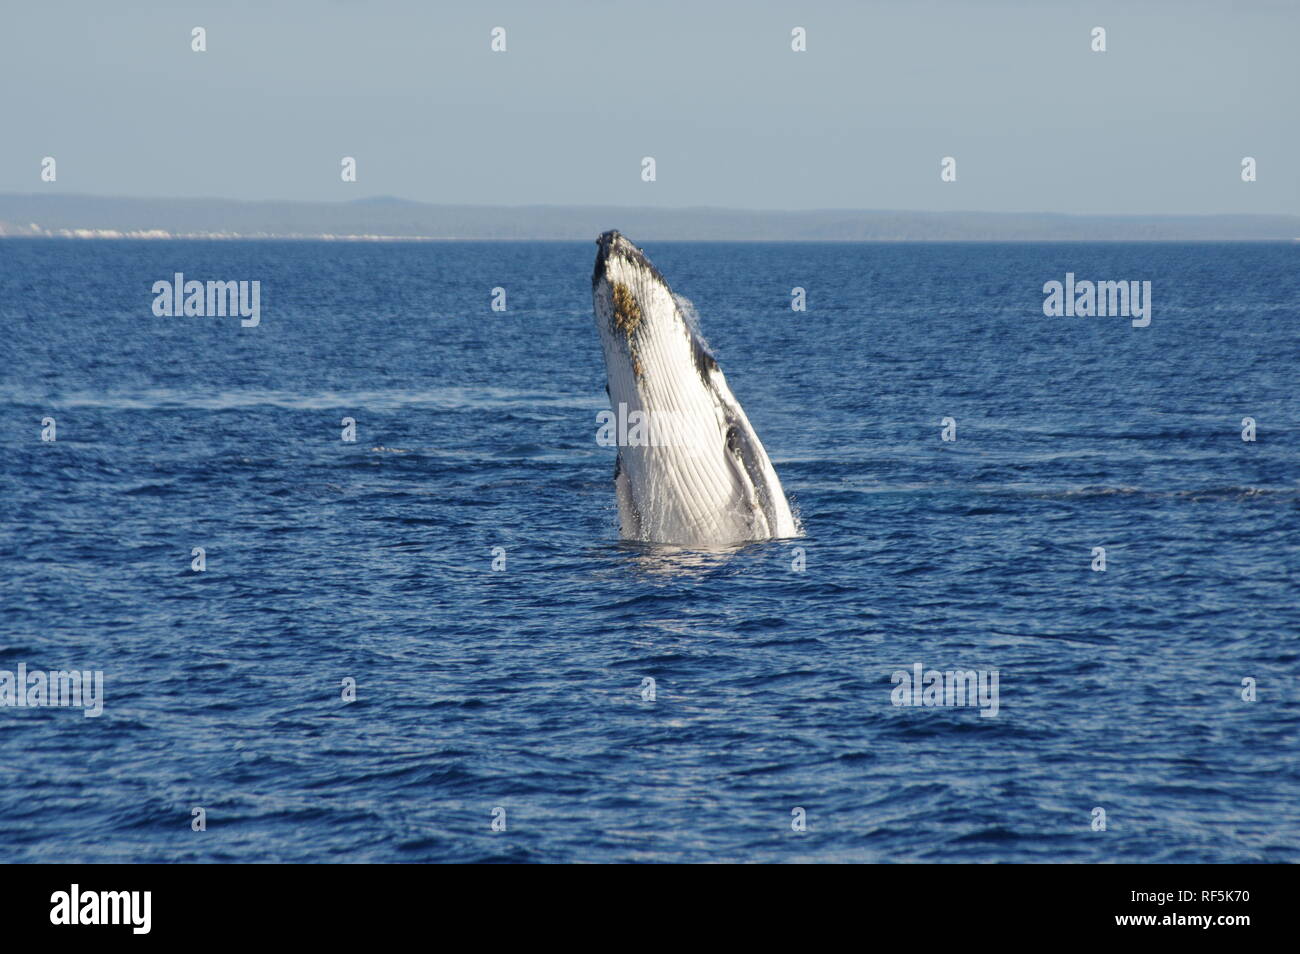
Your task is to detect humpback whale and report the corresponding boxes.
[591,231,799,545]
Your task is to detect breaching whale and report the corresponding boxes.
[591,230,799,545]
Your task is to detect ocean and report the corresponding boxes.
[1,239,1296,863]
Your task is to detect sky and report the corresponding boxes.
[1,0,1296,215]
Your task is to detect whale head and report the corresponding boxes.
[591,230,798,545]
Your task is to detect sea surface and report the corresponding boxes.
[1,239,1296,863]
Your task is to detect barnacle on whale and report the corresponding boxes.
[612,281,642,338]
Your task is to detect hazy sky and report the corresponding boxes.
[2,0,1295,214]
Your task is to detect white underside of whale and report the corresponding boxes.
[593,233,799,546]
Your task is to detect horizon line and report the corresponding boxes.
[4,191,1296,221]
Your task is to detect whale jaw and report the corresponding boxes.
[592,230,798,546]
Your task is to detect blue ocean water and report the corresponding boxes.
[1,239,1296,863]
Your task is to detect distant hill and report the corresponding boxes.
[2,193,1296,241]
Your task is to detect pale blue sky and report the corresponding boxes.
[2,0,1295,214]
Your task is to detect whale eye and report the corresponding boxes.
[725,425,740,455]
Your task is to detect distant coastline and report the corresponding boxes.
[2,193,1297,242]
